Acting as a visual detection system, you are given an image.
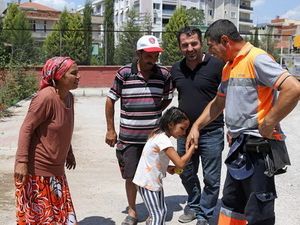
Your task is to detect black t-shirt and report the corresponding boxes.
[171,53,224,132]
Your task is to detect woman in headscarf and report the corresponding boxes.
[14,56,80,225]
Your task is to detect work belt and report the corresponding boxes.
[232,135,291,177]
[243,135,270,154]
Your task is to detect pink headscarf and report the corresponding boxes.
[39,56,75,90]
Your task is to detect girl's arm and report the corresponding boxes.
[164,143,195,169]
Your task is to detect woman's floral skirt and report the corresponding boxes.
[15,175,77,225]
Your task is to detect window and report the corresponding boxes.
[31,20,36,32]
[153,3,160,10]
[44,21,47,32]
[162,4,176,11]
[162,18,169,26]
[36,21,44,32]
[208,9,213,17]
[95,5,101,14]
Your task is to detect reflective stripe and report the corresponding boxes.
[228,77,256,87]
[218,207,247,225]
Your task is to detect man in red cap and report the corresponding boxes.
[105,35,174,225]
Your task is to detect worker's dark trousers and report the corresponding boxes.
[221,151,277,225]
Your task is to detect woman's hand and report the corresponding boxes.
[14,162,28,184]
[66,151,76,170]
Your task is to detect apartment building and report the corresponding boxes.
[82,0,253,45]
[270,17,300,51]
[0,0,5,15]
[213,0,253,34]
[17,2,61,42]
[1,2,103,46]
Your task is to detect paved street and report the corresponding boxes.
[0,88,299,225]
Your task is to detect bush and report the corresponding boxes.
[0,66,38,117]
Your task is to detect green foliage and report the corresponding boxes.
[91,47,104,65]
[43,10,86,64]
[141,13,152,35]
[186,8,205,27]
[104,0,115,65]
[82,0,93,65]
[259,27,280,62]
[2,4,19,41]
[0,20,10,67]
[0,66,38,117]
[64,14,86,63]
[2,3,36,65]
[114,9,141,65]
[161,7,189,65]
[253,27,259,47]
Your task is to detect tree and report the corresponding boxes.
[253,27,259,47]
[0,19,10,67]
[43,10,69,58]
[43,10,86,64]
[186,8,205,27]
[141,13,152,35]
[2,3,35,64]
[161,7,188,65]
[64,13,86,63]
[114,9,141,65]
[260,27,280,62]
[103,0,114,65]
[82,0,93,65]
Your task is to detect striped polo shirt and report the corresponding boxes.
[107,61,174,149]
[218,42,289,140]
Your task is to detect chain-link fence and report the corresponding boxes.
[1,28,300,74]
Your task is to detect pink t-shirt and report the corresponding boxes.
[15,86,74,176]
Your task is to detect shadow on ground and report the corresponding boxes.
[79,216,115,225]
[121,195,186,222]
[77,196,222,225]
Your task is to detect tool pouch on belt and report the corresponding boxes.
[244,136,291,177]
[244,136,270,153]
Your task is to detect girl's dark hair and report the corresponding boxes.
[150,107,189,137]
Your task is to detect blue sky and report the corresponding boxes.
[4,0,300,25]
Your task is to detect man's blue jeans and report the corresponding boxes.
[177,127,224,221]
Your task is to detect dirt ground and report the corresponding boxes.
[0,88,300,225]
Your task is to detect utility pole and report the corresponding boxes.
[59,30,62,56]
[104,21,107,65]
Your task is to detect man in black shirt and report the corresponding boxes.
[171,26,225,225]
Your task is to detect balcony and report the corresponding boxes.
[163,0,178,3]
[239,5,253,11]
[162,9,174,16]
[239,18,253,23]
